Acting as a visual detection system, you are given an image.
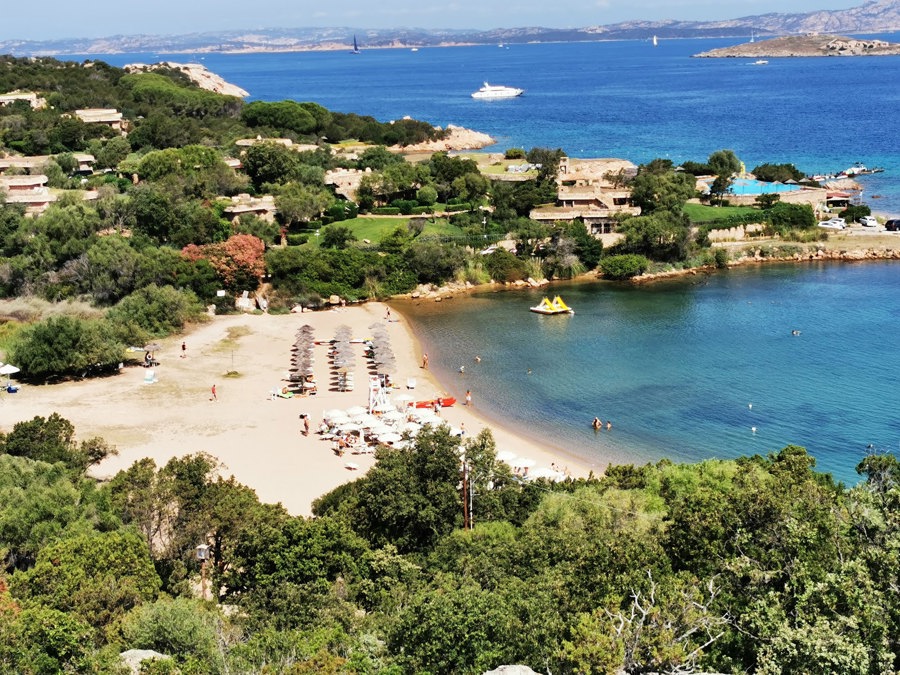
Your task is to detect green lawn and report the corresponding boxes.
[335,216,466,244]
[683,202,760,224]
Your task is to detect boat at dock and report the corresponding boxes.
[530,296,574,315]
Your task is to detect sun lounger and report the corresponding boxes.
[344,462,359,470]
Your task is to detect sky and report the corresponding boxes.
[1,0,868,41]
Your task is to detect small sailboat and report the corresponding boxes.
[653,35,658,47]
[351,35,361,54]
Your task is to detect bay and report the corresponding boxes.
[82,41,900,482]
[395,263,900,485]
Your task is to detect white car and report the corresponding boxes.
[817,217,846,229]
[859,215,878,227]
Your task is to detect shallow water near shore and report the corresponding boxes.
[395,262,900,484]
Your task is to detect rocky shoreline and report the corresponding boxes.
[400,245,900,301]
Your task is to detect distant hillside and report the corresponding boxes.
[695,33,900,57]
[1,0,899,55]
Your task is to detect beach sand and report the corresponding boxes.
[0,302,592,516]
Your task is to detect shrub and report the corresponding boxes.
[484,248,528,283]
[107,284,205,339]
[599,254,650,280]
[372,207,402,216]
[10,316,125,380]
[713,247,729,268]
[504,148,527,159]
[286,234,309,246]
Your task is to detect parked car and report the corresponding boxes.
[859,215,878,227]
[885,219,900,231]
[817,217,846,229]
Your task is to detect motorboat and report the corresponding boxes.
[530,296,574,315]
[752,59,768,65]
[471,82,524,99]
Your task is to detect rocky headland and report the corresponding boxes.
[123,62,250,97]
[694,33,900,58]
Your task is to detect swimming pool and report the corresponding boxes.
[726,178,803,195]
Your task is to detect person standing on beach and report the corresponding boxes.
[465,390,472,406]
[422,353,429,369]
[210,384,217,402]
[301,414,310,436]
[181,341,187,358]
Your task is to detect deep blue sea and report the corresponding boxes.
[85,41,900,482]
[92,35,900,215]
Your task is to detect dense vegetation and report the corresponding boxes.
[0,55,823,382]
[0,414,897,673]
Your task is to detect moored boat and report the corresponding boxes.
[530,296,574,315]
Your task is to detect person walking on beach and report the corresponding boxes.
[422,352,429,369]
[465,390,472,406]
[301,414,310,436]
[210,384,217,402]
[181,341,187,358]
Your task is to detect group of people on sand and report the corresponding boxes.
[592,416,612,431]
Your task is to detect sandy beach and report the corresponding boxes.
[0,302,591,516]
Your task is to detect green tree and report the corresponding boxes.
[9,315,125,379]
[320,224,357,250]
[275,183,333,228]
[707,149,741,177]
[10,529,160,630]
[349,425,464,553]
[106,284,205,340]
[120,597,224,673]
[243,142,300,189]
[628,164,697,214]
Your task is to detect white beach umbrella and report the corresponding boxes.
[497,450,517,463]
[351,413,378,426]
[381,410,405,422]
[0,364,20,376]
[338,422,362,433]
[402,422,423,435]
[512,457,537,469]
[324,410,350,423]
[391,439,411,450]
[371,402,395,413]
[378,432,404,444]
[393,393,414,404]
[366,423,393,436]
[345,405,367,417]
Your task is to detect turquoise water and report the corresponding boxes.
[727,178,803,195]
[395,263,900,485]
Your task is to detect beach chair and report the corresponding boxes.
[143,369,157,384]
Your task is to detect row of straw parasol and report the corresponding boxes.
[290,325,315,378]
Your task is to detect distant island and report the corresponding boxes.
[1,0,899,55]
[694,33,900,58]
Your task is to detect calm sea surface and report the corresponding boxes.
[86,42,900,481]
[394,263,900,485]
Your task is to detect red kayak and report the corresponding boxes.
[414,397,457,408]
